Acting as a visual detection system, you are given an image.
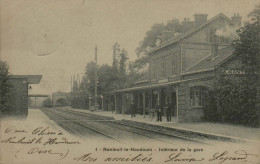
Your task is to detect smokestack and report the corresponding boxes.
[231,13,242,27]
[194,14,208,28]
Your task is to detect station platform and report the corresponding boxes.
[64,107,260,142]
[0,108,77,139]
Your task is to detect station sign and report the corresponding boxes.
[224,69,247,75]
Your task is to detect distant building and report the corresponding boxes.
[113,13,244,122]
[52,91,70,106]
[8,75,42,117]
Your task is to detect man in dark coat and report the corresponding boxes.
[130,100,136,117]
[165,99,172,122]
[156,100,162,122]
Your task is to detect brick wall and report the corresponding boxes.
[178,78,214,122]
[150,44,180,81]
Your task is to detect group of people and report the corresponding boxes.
[130,99,172,122]
[155,100,172,122]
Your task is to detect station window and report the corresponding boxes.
[190,86,208,107]
[172,55,177,75]
[152,64,156,79]
[162,59,166,77]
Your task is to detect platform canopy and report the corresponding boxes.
[28,94,49,97]
[10,75,42,84]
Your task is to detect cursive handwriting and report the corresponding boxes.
[165,153,204,162]
[43,137,80,145]
[74,153,98,162]
[28,147,64,156]
[32,127,56,136]
[5,126,28,134]
[104,153,153,162]
[14,147,69,160]
[209,150,258,164]
[1,137,36,144]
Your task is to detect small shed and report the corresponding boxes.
[8,75,42,117]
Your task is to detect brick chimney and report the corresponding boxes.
[182,18,194,32]
[231,13,242,26]
[194,14,208,28]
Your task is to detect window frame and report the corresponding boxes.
[190,86,208,107]
[162,59,166,77]
[171,55,177,75]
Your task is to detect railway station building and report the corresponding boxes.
[113,13,245,122]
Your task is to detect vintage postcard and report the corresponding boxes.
[0,0,260,163]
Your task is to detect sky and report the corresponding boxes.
[1,0,259,95]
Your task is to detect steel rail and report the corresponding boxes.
[43,108,125,144]
[59,108,207,144]
[114,121,207,145]
[41,109,85,139]
[50,109,178,144]
[103,122,174,144]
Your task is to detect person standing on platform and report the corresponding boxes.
[130,100,136,117]
[156,100,162,122]
[165,99,172,122]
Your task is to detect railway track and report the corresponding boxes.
[42,108,209,145]
[62,108,207,144]
[41,108,125,143]
[43,108,169,144]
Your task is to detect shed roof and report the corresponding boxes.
[10,75,42,84]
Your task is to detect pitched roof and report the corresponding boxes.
[148,13,235,55]
[183,46,234,75]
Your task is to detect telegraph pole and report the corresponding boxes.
[94,45,98,109]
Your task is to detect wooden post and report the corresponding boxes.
[149,89,152,109]
[176,86,179,122]
[137,92,140,109]
[158,88,161,104]
[122,94,124,115]
[142,91,146,117]
[114,94,117,113]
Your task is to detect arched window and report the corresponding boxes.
[190,86,208,107]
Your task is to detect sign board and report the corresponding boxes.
[225,69,246,75]
[158,78,168,83]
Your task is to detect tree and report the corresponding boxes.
[75,43,143,110]
[125,61,144,88]
[112,42,120,72]
[119,49,128,88]
[134,18,183,71]
[233,4,260,77]
[98,64,119,95]
[135,23,165,57]
[0,61,11,115]
[84,61,96,95]
[203,5,260,126]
